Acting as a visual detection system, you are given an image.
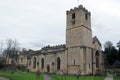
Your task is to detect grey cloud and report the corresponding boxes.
[0,0,120,50]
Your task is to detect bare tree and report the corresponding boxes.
[13,39,20,51]
[5,39,20,51]
[6,39,14,50]
[0,41,4,55]
[4,39,20,64]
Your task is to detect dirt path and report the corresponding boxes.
[104,75,113,80]
[43,74,52,80]
[0,77,10,80]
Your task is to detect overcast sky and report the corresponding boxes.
[0,0,120,50]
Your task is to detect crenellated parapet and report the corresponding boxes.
[41,44,66,51]
[66,5,91,15]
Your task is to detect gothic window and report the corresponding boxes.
[37,62,39,66]
[85,13,88,20]
[47,64,50,72]
[72,13,75,24]
[57,57,61,70]
[72,13,75,19]
[95,51,100,68]
[41,58,44,69]
[74,59,75,65]
[33,57,36,69]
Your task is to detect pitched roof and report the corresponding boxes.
[93,36,101,46]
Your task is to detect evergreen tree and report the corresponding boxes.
[104,41,118,68]
[117,41,120,61]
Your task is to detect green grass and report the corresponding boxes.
[1,70,120,80]
[49,74,120,80]
[0,71,43,80]
[49,74,105,80]
[114,76,120,80]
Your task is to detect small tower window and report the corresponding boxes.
[74,59,75,65]
[72,13,75,24]
[72,13,75,19]
[85,13,88,20]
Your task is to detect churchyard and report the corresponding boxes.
[0,70,120,80]
[0,70,43,80]
[49,73,120,80]
[49,74,105,80]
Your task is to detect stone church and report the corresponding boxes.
[6,5,104,75]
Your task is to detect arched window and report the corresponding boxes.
[85,13,88,20]
[72,13,75,19]
[33,57,36,69]
[41,58,44,69]
[95,51,100,68]
[37,62,39,66]
[57,57,61,70]
[47,64,50,72]
[74,59,75,65]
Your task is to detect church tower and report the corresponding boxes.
[66,5,92,48]
[66,5,104,75]
[66,5,94,74]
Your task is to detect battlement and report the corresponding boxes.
[66,5,90,15]
[41,44,66,50]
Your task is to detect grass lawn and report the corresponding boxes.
[114,76,120,80]
[49,74,106,80]
[0,71,43,80]
[49,74,120,80]
[0,70,120,80]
